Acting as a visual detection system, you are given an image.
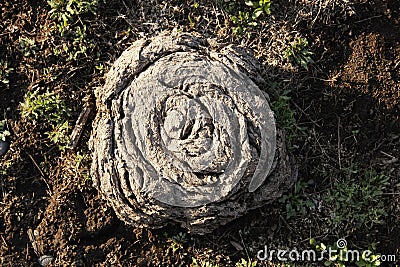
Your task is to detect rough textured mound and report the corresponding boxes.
[90,31,297,234]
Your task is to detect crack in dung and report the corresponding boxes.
[105,50,187,104]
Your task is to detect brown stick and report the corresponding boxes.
[69,105,92,150]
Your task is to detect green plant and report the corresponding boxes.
[165,232,188,253]
[19,37,38,57]
[236,258,257,267]
[171,232,188,243]
[0,59,13,85]
[0,160,12,176]
[228,0,271,35]
[62,25,95,61]
[95,63,106,73]
[20,89,70,123]
[326,167,389,230]
[74,152,91,180]
[47,0,100,63]
[283,38,313,69]
[191,258,220,267]
[245,0,271,18]
[74,152,87,169]
[48,0,100,33]
[230,11,252,35]
[0,168,6,176]
[269,87,299,149]
[43,66,58,82]
[52,40,90,62]
[310,238,382,267]
[279,180,315,219]
[46,121,71,150]
[20,89,71,149]
[0,120,10,142]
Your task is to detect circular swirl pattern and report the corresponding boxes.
[90,32,297,233]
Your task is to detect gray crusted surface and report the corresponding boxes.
[90,31,297,234]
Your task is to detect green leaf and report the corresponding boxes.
[66,4,75,15]
[252,8,263,19]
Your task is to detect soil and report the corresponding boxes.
[0,0,399,266]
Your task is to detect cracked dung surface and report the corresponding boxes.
[90,31,297,234]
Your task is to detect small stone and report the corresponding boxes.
[38,255,53,267]
[0,141,9,157]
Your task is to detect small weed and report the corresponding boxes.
[94,63,106,73]
[283,38,313,69]
[75,152,88,169]
[51,25,94,61]
[165,232,188,253]
[47,0,100,62]
[269,86,299,149]
[235,258,257,267]
[230,11,252,35]
[20,88,71,149]
[171,232,188,244]
[0,59,13,85]
[43,66,58,82]
[20,89,70,123]
[48,0,100,34]
[310,238,382,266]
[67,40,93,61]
[226,0,272,35]
[46,121,71,150]
[279,180,315,219]
[326,167,389,230]
[0,160,12,176]
[187,14,196,29]
[0,120,11,142]
[39,155,52,175]
[19,37,38,57]
[74,152,91,180]
[245,0,271,18]
[66,25,94,60]
[191,258,220,267]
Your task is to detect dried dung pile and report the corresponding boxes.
[90,31,297,234]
